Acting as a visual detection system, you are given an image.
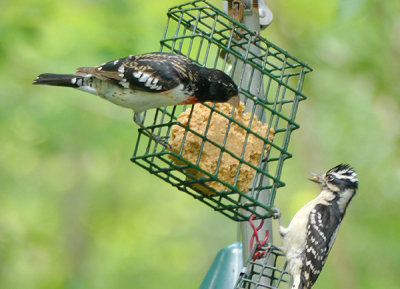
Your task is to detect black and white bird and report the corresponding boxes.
[274,164,358,289]
[33,52,240,146]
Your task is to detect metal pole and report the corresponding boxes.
[227,0,274,284]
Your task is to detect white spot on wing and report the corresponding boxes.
[113,60,119,65]
[145,77,153,87]
[133,71,142,79]
[138,73,150,83]
[118,66,125,77]
[71,78,76,84]
[146,78,161,90]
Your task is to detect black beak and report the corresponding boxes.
[308,173,323,184]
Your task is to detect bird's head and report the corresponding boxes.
[197,68,239,106]
[309,164,358,193]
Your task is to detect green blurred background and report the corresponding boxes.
[1,0,399,288]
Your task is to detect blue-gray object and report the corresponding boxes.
[199,242,243,289]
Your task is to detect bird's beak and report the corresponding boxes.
[227,95,240,107]
[309,173,323,184]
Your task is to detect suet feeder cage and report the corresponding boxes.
[131,0,311,221]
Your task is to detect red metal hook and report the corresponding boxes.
[249,214,270,260]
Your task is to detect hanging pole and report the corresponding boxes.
[225,0,275,285]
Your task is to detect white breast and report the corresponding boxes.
[85,80,190,113]
[281,192,334,276]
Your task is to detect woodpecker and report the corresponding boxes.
[274,164,358,289]
[33,52,240,147]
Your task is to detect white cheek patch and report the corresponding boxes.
[327,183,339,192]
[347,172,358,183]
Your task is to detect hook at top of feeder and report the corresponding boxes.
[258,0,273,29]
[222,0,273,28]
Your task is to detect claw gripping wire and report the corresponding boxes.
[249,214,270,260]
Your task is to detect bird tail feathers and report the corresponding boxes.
[291,275,305,289]
[33,73,82,88]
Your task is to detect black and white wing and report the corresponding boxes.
[301,204,342,288]
[78,52,196,93]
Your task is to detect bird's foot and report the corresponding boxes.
[151,134,171,149]
[272,207,281,220]
[138,123,171,149]
[272,207,287,237]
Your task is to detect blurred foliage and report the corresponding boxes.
[0,0,399,289]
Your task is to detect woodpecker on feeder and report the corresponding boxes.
[33,52,240,147]
[274,164,358,289]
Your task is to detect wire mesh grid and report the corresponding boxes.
[235,244,290,289]
[131,0,312,221]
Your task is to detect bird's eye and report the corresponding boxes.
[327,174,334,182]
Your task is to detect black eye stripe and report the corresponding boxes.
[327,172,357,183]
[324,164,358,190]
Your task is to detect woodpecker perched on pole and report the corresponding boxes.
[274,164,358,289]
[33,52,240,147]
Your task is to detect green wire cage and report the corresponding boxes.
[131,0,312,221]
[235,245,290,289]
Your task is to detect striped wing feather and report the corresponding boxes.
[77,52,195,93]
